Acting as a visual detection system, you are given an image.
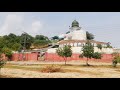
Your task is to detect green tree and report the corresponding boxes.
[33,40,50,47]
[59,38,64,41]
[56,45,72,65]
[86,31,94,40]
[1,33,21,51]
[0,60,6,76]
[35,35,49,40]
[2,47,13,61]
[52,36,59,40]
[66,31,70,34]
[0,37,4,49]
[106,42,112,48]
[97,44,102,50]
[20,32,34,50]
[80,41,102,66]
[0,48,6,76]
[12,43,21,51]
[33,35,51,48]
[112,52,120,67]
[0,60,6,69]
[92,52,102,59]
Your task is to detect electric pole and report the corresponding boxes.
[23,32,27,61]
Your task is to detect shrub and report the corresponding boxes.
[112,60,118,67]
[112,54,120,67]
[97,44,102,50]
[41,65,62,73]
[0,60,6,69]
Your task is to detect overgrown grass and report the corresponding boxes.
[41,65,62,73]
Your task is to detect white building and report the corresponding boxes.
[47,20,113,54]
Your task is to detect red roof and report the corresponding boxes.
[58,40,107,44]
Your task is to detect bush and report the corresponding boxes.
[0,60,6,69]
[112,55,120,67]
[41,65,62,73]
[112,60,118,67]
[2,47,12,60]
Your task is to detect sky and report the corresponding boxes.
[0,12,120,48]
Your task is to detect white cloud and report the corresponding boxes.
[0,14,23,35]
[32,21,42,32]
[28,21,43,36]
[0,13,43,36]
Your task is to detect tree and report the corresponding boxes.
[80,41,102,66]
[12,43,21,51]
[66,31,70,34]
[92,52,102,59]
[0,48,6,76]
[112,52,120,67]
[35,35,49,40]
[20,32,34,50]
[106,42,112,48]
[33,35,51,48]
[52,36,59,40]
[0,37,4,49]
[2,47,13,61]
[86,31,94,40]
[0,60,6,76]
[56,45,72,65]
[0,60,6,69]
[33,40,50,48]
[97,44,102,50]
[59,38,64,41]
[0,33,21,51]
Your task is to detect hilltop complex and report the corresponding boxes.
[47,20,113,54]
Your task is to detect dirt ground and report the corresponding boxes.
[1,61,120,78]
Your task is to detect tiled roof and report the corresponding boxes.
[58,40,107,44]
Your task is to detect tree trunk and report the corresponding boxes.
[86,58,89,66]
[64,57,67,65]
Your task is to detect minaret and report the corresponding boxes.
[64,20,86,40]
[70,20,81,32]
[70,20,86,40]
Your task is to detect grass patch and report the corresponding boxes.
[62,69,102,75]
[4,64,43,71]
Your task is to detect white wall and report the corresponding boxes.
[47,48,57,53]
[47,47,114,54]
[72,30,86,40]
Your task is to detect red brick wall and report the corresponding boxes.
[0,54,8,60]
[45,53,114,63]
[7,52,119,63]
[11,53,39,61]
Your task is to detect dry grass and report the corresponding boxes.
[1,62,120,78]
[0,75,19,78]
[41,65,62,73]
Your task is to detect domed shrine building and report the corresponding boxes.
[45,20,114,62]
